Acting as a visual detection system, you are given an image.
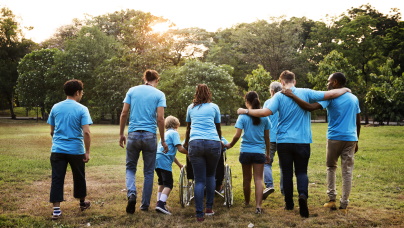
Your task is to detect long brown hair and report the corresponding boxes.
[192,84,212,108]
[245,91,261,125]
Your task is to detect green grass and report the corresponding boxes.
[0,119,403,227]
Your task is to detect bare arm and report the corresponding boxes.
[323,88,351,100]
[174,157,183,169]
[225,128,242,149]
[237,108,272,117]
[355,113,361,153]
[264,129,270,163]
[282,89,322,112]
[183,122,191,149]
[82,124,91,163]
[176,144,188,155]
[50,125,55,137]
[119,103,130,148]
[157,107,168,153]
[215,122,222,141]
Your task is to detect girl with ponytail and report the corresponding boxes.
[225,91,271,214]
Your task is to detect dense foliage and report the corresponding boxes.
[1,4,403,124]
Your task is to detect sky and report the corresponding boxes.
[2,0,403,43]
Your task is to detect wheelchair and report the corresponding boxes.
[179,148,233,208]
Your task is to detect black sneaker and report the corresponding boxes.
[126,194,136,214]
[155,200,171,215]
[80,201,91,211]
[298,195,309,218]
[263,187,275,200]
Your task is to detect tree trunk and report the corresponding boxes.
[7,95,16,119]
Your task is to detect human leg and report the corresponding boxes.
[68,154,87,199]
[253,163,264,209]
[340,141,356,209]
[155,169,173,215]
[326,140,341,203]
[204,140,221,212]
[50,153,68,203]
[140,132,158,210]
[293,144,310,199]
[293,144,311,218]
[277,143,295,209]
[241,163,252,205]
[125,132,142,198]
[188,140,207,218]
[50,153,68,220]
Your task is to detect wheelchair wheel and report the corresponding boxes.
[179,165,194,207]
[223,164,233,208]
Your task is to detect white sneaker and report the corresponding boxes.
[263,187,275,200]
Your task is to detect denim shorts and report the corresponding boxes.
[239,152,266,164]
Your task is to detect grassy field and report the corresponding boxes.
[0,119,403,227]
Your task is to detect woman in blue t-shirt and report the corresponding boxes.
[225,91,271,214]
[184,84,222,222]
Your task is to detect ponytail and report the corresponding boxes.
[245,91,261,125]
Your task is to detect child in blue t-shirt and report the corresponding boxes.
[155,116,188,215]
[225,91,271,214]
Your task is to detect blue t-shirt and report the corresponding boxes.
[155,129,182,172]
[318,93,360,141]
[186,103,221,142]
[234,114,271,154]
[47,99,93,154]
[264,98,279,143]
[266,87,326,144]
[123,85,166,134]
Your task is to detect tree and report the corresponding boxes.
[365,59,404,125]
[93,56,137,124]
[244,65,272,100]
[0,7,35,118]
[159,60,241,124]
[16,48,64,116]
[231,17,303,80]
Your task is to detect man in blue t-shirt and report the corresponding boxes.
[47,79,93,220]
[119,69,168,214]
[237,70,350,218]
[282,72,361,213]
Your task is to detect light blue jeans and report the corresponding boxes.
[264,142,283,192]
[126,131,157,209]
[188,139,221,218]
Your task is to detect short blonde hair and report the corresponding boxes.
[165,115,180,129]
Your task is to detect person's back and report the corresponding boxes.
[319,93,360,141]
[125,84,166,133]
[237,114,270,152]
[266,87,325,143]
[186,102,221,142]
[50,100,91,154]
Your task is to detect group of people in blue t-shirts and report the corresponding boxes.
[47,69,360,222]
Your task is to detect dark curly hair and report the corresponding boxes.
[245,91,261,125]
[64,79,83,96]
[192,84,212,108]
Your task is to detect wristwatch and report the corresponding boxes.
[245,109,249,114]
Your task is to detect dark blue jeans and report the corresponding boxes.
[188,139,221,218]
[277,143,310,208]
